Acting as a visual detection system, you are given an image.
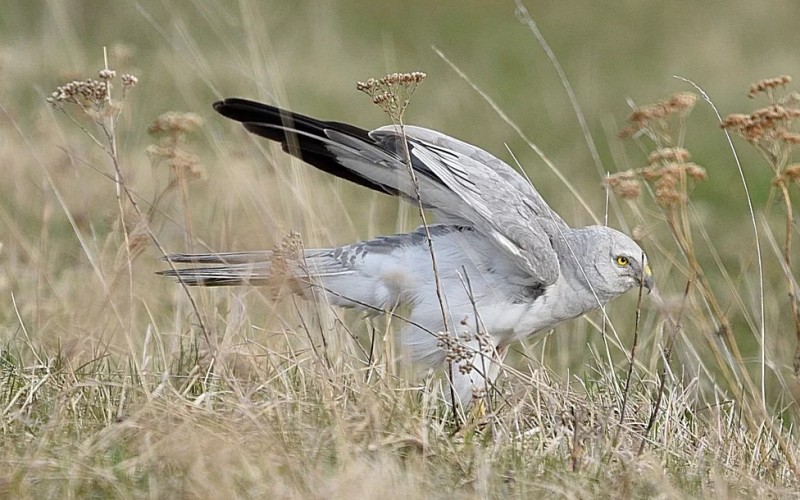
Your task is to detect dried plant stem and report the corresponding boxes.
[459,267,495,423]
[715,73,800,385]
[666,191,800,478]
[356,71,459,420]
[615,266,646,443]
[108,133,213,352]
[664,207,745,387]
[176,160,196,249]
[774,179,800,373]
[394,117,459,422]
[99,57,135,328]
[638,280,687,456]
[47,57,213,356]
[612,77,800,477]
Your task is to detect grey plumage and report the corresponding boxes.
[160,98,653,407]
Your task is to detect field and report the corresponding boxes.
[2,0,800,497]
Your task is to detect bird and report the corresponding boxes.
[160,97,653,408]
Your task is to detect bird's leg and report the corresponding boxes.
[450,334,507,431]
[472,343,509,423]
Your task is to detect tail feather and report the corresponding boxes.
[158,252,275,286]
[158,248,358,290]
[158,240,399,312]
[164,251,272,265]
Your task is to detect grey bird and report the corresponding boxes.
[160,98,653,407]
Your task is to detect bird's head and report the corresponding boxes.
[568,226,653,302]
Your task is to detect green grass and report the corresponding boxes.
[2,0,800,497]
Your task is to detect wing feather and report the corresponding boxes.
[213,98,569,284]
[402,139,561,284]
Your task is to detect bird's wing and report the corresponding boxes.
[382,125,567,228]
[214,98,402,195]
[362,128,565,284]
[214,98,567,284]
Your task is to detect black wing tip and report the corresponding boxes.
[213,97,255,108]
[213,98,281,121]
[212,98,248,120]
[211,96,399,197]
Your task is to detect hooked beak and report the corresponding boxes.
[639,264,654,293]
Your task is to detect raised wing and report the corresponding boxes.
[382,125,567,228]
[213,98,568,284]
[373,126,569,284]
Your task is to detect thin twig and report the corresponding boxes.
[394,115,460,424]
[638,280,688,455]
[674,75,767,404]
[615,255,647,440]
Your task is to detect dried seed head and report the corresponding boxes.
[655,185,684,208]
[356,79,374,92]
[640,165,662,181]
[280,231,304,261]
[605,173,642,200]
[614,179,642,199]
[721,113,751,130]
[648,147,690,165]
[748,75,792,99]
[169,149,204,177]
[627,104,668,127]
[753,104,800,122]
[785,164,800,182]
[46,78,111,110]
[667,92,697,113]
[618,92,698,138]
[98,68,116,81]
[372,91,395,106]
[779,131,800,144]
[265,232,305,294]
[610,157,705,209]
[148,111,204,138]
[684,162,707,181]
[47,68,137,114]
[616,126,639,139]
[723,101,800,146]
[121,73,138,88]
[356,71,426,121]
[476,330,493,353]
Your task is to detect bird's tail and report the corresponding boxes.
[158,251,276,286]
[157,242,388,312]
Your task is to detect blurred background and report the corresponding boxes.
[1,0,799,406]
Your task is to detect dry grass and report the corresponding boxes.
[2,0,800,497]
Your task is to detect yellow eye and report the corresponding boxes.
[616,256,629,267]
